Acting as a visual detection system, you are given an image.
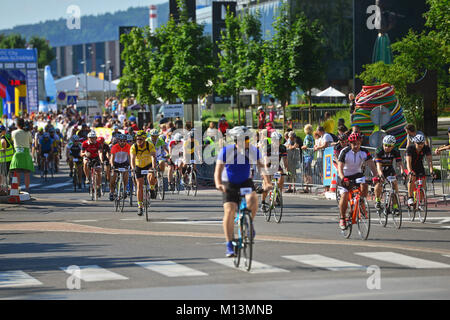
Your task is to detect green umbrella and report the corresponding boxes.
[372,33,393,64]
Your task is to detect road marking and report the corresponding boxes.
[70,220,98,223]
[210,258,289,274]
[443,255,450,258]
[135,261,208,277]
[43,182,72,189]
[120,218,143,221]
[20,184,41,189]
[0,271,42,288]
[282,254,365,271]
[152,220,223,226]
[355,252,450,269]
[60,265,128,282]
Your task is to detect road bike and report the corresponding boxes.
[114,167,128,213]
[139,169,153,222]
[156,164,165,201]
[405,174,434,223]
[339,176,371,240]
[184,160,198,197]
[72,157,83,192]
[171,162,182,194]
[41,153,54,182]
[264,172,285,223]
[127,167,134,207]
[377,175,402,229]
[232,187,254,272]
[87,158,102,201]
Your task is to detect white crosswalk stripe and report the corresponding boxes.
[135,261,208,277]
[210,258,289,274]
[0,271,42,288]
[282,254,365,271]
[60,265,128,282]
[355,252,450,269]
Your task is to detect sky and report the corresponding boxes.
[0,0,167,30]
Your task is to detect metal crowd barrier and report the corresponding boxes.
[0,161,10,196]
[439,150,450,200]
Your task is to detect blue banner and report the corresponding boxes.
[0,49,38,63]
[323,147,338,186]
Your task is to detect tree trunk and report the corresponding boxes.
[308,90,312,124]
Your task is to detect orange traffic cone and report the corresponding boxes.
[8,171,20,204]
[330,174,337,193]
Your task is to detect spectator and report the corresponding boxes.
[218,114,229,137]
[9,118,34,194]
[301,124,314,193]
[175,117,183,129]
[206,122,218,137]
[285,131,302,193]
[129,116,139,131]
[314,126,334,191]
[267,98,276,123]
[258,106,266,130]
[338,118,348,133]
[0,125,13,195]
[405,123,427,148]
[322,112,335,134]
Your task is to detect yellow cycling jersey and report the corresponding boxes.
[130,141,156,168]
[183,139,200,155]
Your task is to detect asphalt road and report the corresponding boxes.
[1,162,449,300]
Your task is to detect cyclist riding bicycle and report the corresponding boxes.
[373,135,405,211]
[337,132,377,230]
[214,126,272,257]
[147,129,169,181]
[130,130,157,216]
[182,130,202,185]
[81,131,104,196]
[39,132,54,174]
[98,136,111,189]
[49,128,61,172]
[261,131,288,210]
[68,135,83,189]
[109,134,131,201]
[405,134,434,206]
[168,133,184,190]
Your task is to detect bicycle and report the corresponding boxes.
[156,164,165,201]
[171,162,182,194]
[232,187,254,272]
[87,158,102,201]
[264,172,285,223]
[113,167,128,213]
[72,157,82,192]
[405,174,434,223]
[127,167,134,207]
[41,153,54,182]
[184,160,198,197]
[339,176,371,240]
[139,169,153,222]
[377,175,402,229]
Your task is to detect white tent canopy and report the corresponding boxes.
[316,86,346,97]
[55,74,118,92]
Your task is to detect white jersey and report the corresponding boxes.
[338,146,373,177]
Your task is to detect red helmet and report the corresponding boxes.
[348,132,362,142]
[97,137,105,144]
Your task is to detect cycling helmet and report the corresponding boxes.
[383,135,396,145]
[49,128,55,133]
[126,134,134,142]
[348,132,362,143]
[229,126,253,139]
[127,127,134,135]
[0,125,6,132]
[174,133,183,142]
[338,134,348,141]
[43,133,50,139]
[270,131,283,140]
[150,129,159,137]
[97,137,105,144]
[413,134,425,144]
[129,116,137,122]
[87,131,97,138]
[136,130,146,138]
[72,135,80,141]
[55,128,61,133]
[118,134,126,141]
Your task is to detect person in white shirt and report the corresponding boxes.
[118,112,126,124]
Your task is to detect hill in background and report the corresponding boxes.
[0,4,169,47]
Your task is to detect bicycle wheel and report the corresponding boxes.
[191,170,198,197]
[270,189,283,223]
[241,211,253,272]
[417,188,427,223]
[175,171,181,194]
[92,171,98,201]
[263,192,271,222]
[128,177,133,207]
[114,177,120,212]
[406,195,416,221]
[390,193,402,229]
[73,167,78,192]
[145,184,151,222]
[357,197,371,240]
[340,206,352,239]
[119,178,126,213]
[335,185,341,208]
[379,190,389,227]
[157,173,165,200]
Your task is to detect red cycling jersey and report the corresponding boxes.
[82,140,102,159]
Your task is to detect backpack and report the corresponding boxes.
[133,141,152,155]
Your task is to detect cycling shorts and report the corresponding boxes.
[135,164,153,179]
[223,178,255,205]
[338,172,365,194]
[114,162,130,170]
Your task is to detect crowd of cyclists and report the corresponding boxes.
[1,108,444,258]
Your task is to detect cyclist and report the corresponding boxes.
[49,128,61,173]
[76,123,90,142]
[405,134,434,206]
[33,127,44,166]
[98,136,111,189]
[147,129,169,185]
[81,131,104,197]
[333,134,348,163]
[182,130,202,185]
[337,132,377,230]
[214,126,272,257]
[68,135,83,189]
[261,131,288,211]
[168,133,184,191]
[130,130,157,216]
[109,134,131,201]
[373,135,405,211]
[39,132,54,176]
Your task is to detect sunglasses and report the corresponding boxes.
[384,144,394,147]
[136,138,144,141]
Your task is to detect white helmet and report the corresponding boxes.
[87,131,97,138]
[174,133,183,142]
[382,135,396,145]
[413,134,425,144]
[271,131,283,140]
[229,126,253,139]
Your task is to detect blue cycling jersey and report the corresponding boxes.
[39,138,54,153]
[218,144,261,184]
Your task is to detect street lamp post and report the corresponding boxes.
[100,63,106,106]
[80,60,88,116]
